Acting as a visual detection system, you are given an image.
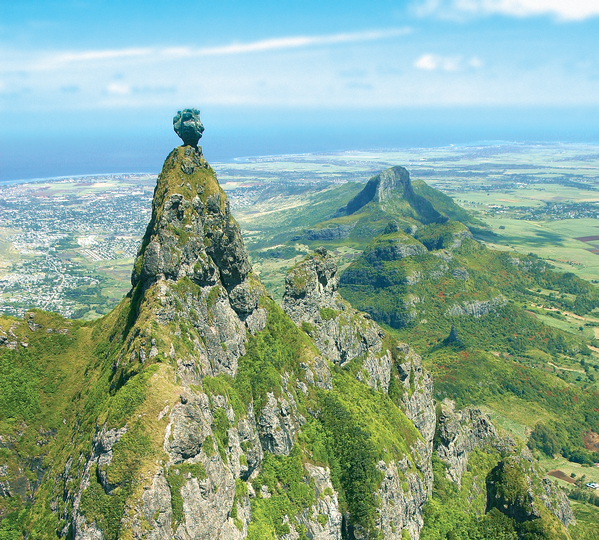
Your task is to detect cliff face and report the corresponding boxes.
[432,399,575,535]
[128,145,266,381]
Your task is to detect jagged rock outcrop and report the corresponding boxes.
[437,400,575,531]
[282,248,392,391]
[72,425,128,539]
[486,448,575,528]
[395,345,436,446]
[296,464,343,539]
[283,249,436,539]
[436,399,515,486]
[303,224,355,241]
[364,233,427,263]
[446,295,508,318]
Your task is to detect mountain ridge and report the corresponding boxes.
[0,115,590,539]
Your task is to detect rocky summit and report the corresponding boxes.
[0,114,580,540]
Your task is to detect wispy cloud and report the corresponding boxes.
[11,28,411,72]
[414,54,483,71]
[414,0,599,21]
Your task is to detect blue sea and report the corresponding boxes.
[2,106,599,184]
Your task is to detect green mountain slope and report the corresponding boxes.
[299,166,483,250]
[0,136,438,540]
[335,177,599,469]
[0,128,593,540]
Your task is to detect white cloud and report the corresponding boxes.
[106,82,131,95]
[414,54,482,71]
[10,28,411,73]
[415,0,599,21]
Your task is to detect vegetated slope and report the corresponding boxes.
[0,139,584,540]
[0,142,441,540]
[336,177,599,463]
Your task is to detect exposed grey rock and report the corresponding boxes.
[282,249,392,391]
[304,224,355,241]
[303,357,333,391]
[245,307,267,336]
[165,392,212,463]
[486,448,575,529]
[237,404,263,479]
[446,295,507,318]
[436,399,515,486]
[376,459,429,540]
[128,145,266,379]
[429,261,448,280]
[257,393,301,456]
[406,271,421,285]
[539,475,576,528]
[297,464,342,540]
[452,267,469,281]
[395,345,436,446]
[173,108,205,147]
[140,470,173,540]
[228,281,259,315]
[365,237,426,263]
[71,425,128,540]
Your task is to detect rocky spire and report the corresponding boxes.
[128,115,265,379]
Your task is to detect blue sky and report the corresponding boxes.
[1,0,599,180]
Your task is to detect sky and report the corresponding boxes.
[1,0,599,181]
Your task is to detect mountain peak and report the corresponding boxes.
[132,145,250,297]
[338,165,446,224]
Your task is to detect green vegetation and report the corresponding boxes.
[315,394,382,536]
[319,307,338,321]
[247,445,315,540]
[167,462,207,527]
[79,464,131,540]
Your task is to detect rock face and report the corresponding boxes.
[446,295,508,318]
[486,448,576,528]
[436,399,515,486]
[129,145,265,379]
[173,108,205,147]
[71,425,128,540]
[282,248,392,391]
[395,345,436,446]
